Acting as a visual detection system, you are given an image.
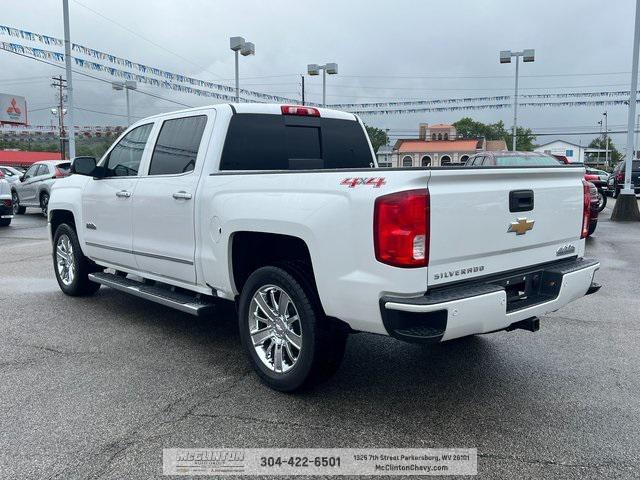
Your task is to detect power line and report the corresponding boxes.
[0,45,194,108]
[338,71,632,80]
[70,0,225,82]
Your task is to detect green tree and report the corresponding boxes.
[588,137,621,163]
[364,124,389,153]
[453,117,536,151]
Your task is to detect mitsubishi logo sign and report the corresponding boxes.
[6,98,22,116]
[0,93,27,125]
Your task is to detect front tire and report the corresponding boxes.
[0,218,11,227]
[53,223,101,296]
[613,187,620,199]
[238,266,347,392]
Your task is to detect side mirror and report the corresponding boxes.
[71,156,97,177]
[19,175,25,182]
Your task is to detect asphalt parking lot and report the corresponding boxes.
[1,203,639,479]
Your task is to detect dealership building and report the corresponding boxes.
[377,123,508,167]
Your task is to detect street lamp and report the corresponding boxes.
[112,80,137,126]
[230,36,255,103]
[500,49,535,151]
[307,62,338,106]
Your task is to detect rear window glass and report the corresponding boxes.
[149,115,207,175]
[494,155,561,167]
[220,114,373,170]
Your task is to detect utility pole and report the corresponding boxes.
[611,0,640,221]
[301,75,305,105]
[52,75,67,158]
[62,0,76,159]
[603,111,609,168]
[598,119,603,165]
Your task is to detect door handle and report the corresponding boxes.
[116,190,132,198]
[172,191,192,200]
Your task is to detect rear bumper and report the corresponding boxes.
[380,257,600,343]
[0,204,13,219]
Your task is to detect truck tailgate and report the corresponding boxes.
[426,167,585,287]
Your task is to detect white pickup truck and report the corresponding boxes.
[48,103,600,391]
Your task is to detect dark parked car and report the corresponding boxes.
[607,160,640,198]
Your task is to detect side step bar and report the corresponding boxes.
[88,272,216,316]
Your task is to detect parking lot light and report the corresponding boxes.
[500,49,535,151]
[307,62,338,107]
[230,36,255,103]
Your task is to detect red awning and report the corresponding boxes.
[0,151,62,167]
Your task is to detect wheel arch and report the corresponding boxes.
[230,231,317,296]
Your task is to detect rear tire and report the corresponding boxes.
[0,218,11,227]
[12,191,25,215]
[40,192,49,217]
[53,223,102,296]
[613,187,620,199]
[238,265,347,392]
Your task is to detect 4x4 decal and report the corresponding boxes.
[340,177,386,188]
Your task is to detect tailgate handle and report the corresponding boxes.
[509,190,534,212]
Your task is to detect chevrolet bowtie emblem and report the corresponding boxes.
[508,218,535,235]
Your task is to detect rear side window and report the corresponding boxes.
[149,115,207,175]
[56,162,71,174]
[220,114,373,171]
[104,123,153,177]
[494,155,560,166]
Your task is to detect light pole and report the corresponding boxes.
[112,80,137,125]
[611,0,640,221]
[230,36,255,103]
[307,63,338,106]
[500,49,535,151]
[62,0,76,159]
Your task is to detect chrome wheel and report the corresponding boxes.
[56,234,75,286]
[249,284,302,374]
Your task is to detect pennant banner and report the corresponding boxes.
[0,42,296,104]
[0,123,125,137]
[331,91,638,110]
[0,25,304,104]
[349,99,640,116]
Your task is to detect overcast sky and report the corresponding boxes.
[1,0,639,148]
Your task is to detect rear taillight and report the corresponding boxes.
[2,199,11,207]
[0,170,4,178]
[616,171,624,182]
[280,105,320,117]
[374,189,430,268]
[584,174,599,182]
[581,180,591,239]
